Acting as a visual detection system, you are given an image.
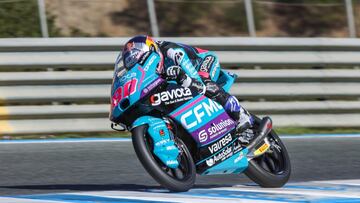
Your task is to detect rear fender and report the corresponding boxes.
[132,116,179,168]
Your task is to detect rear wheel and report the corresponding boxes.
[245,116,291,187]
[132,125,196,192]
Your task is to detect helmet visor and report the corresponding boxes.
[123,48,144,69]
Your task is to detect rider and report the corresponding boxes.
[121,35,254,136]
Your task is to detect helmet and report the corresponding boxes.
[122,35,163,70]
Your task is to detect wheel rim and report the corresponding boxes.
[144,134,193,181]
[253,132,287,175]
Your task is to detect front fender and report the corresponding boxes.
[132,116,179,168]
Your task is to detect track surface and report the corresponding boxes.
[0,136,359,197]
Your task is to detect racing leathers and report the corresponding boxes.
[157,41,254,134]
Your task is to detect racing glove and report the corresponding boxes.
[165,66,186,83]
[165,66,206,94]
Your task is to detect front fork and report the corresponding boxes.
[246,116,273,160]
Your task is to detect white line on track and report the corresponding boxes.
[2,179,360,203]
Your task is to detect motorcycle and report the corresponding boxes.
[110,51,291,192]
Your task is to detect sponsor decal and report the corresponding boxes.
[234,151,244,164]
[181,99,223,129]
[196,117,235,144]
[208,119,235,139]
[155,139,170,147]
[166,160,178,165]
[206,158,215,167]
[138,51,151,66]
[143,54,157,71]
[233,140,242,153]
[166,146,177,151]
[199,56,215,73]
[208,134,232,154]
[141,77,164,97]
[205,146,233,167]
[150,87,192,106]
[198,130,208,143]
[119,72,136,83]
[254,142,270,156]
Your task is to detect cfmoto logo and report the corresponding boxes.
[180,99,222,129]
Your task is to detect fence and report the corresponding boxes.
[0,37,360,135]
[2,0,360,38]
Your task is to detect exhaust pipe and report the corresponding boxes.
[247,116,272,155]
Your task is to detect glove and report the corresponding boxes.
[166,66,206,95]
[165,66,186,83]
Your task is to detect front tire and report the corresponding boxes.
[245,116,291,187]
[132,125,196,192]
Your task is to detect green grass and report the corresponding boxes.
[2,127,360,140]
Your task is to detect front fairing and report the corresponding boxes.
[110,52,163,124]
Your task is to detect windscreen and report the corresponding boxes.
[113,54,127,79]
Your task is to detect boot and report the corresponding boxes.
[236,107,254,133]
[223,96,254,142]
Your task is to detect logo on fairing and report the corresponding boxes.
[150,87,192,106]
[143,54,157,71]
[197,118,235,144]
[234,151,244,164]
[208,119,234,137]
[138,51,151,66]
[206,158,215,167]
[208,134,232,154]
[119,72,136,82]
[180,99,223,129]
[205,146,233,167]
[198,130,208,143]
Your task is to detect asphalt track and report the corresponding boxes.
[0,134,359,199]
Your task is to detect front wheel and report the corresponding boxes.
[245,116,291,187]
[131,125,196,192]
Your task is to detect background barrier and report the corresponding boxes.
[0,37,359,135]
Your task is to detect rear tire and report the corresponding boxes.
[245,116,291,187]
[132,125,196,192]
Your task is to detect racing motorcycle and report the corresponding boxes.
[110,51,291,192]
